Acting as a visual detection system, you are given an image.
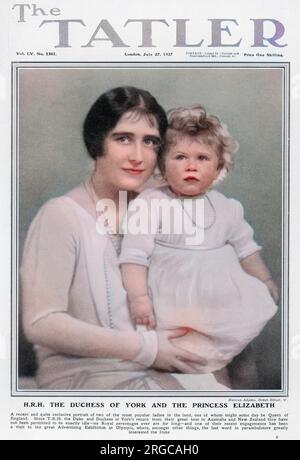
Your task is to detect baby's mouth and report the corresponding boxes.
[184,176,199,182]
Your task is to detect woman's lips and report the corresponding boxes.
[123,168,145,176]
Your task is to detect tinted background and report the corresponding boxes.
[18,67,283,389]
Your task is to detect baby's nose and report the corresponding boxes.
[186,162,197,170]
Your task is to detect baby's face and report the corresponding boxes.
[164,137,220,196]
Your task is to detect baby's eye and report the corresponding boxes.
[175,154,186,160]
[198,154,209,161]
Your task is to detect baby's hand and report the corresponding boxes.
[130,295,156,329]
[264,279,280,304]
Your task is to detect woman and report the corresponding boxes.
[21,86,229,390]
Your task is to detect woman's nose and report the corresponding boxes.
[128,141,144,163]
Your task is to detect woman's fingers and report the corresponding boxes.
[153,330,206,373]
[179,349,207,366]
[172,359,199,374]
[167,328,189,340]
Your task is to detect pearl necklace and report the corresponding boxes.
[84,176,122,256]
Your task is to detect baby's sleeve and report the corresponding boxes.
[119,190,160,267]
[227,199,262,260]
[20,199,77,329]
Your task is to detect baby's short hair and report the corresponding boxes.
[158,105,239,175]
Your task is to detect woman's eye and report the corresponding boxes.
[198,155,208,161]
[175,154,186,160]
[116,136,130,144]
[144,137,160,147]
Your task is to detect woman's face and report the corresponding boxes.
[95,111,160,192]
[164,136,220,196]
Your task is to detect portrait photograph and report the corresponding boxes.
[14,64,287,396]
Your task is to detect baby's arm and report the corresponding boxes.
[119,188,162,329]
[227,198,279,303]
[240,251,279,303]
[121,263,156,329]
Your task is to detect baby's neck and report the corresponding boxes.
[167,185,207,199]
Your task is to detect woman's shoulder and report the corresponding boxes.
[38,195,75,216]
[31,188,85,231]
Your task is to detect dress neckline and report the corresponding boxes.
[64,179,99,223]
[64,194,96,223]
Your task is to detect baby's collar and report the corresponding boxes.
[165,186,207,200]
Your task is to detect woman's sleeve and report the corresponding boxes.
[20,199,77,328]
[227,199,262,260]
[119,190,160,267]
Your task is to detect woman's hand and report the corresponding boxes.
[153,328,207,373]
[264,279,280,304]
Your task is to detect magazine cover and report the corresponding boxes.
[0,0,299,441]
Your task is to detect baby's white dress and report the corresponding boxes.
[119,186,278,373]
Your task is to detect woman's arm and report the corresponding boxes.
[24,312,146,361]
[240,251,279,303]
[24,313,205,373]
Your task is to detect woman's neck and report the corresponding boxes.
[91,172,120,206]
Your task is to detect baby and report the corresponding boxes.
[119,105,278,373]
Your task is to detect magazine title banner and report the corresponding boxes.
[11,3,287,50]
